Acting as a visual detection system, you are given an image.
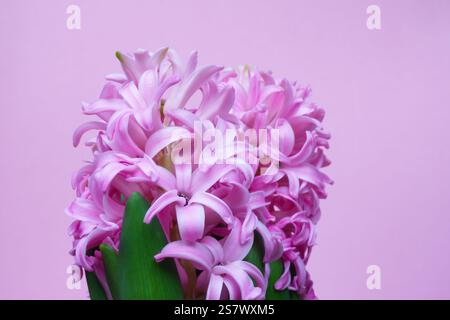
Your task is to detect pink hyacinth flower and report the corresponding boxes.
[67,47,332,300]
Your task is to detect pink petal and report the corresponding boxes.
[151,47,169,67]
[106,110,144,157]
[119,81,146,111]
[241,210,258,244]
[274,119,295,156]
[206,273,224,300]
[155,240,215,271]
[237,261,267,295]
[191,165,240,193]
[75,228,110,271]
[175,163,192,194]
[143,190,185,223]
[166,65,223,110]
[284,164,333,190]
[217,182,250,210]
[190,191,233,225]
[274,260,292,290]
[136,157,177,191]
[153,165,177,191]
[280,131,316,165]
[145,127,192,158]
[284,169,300,197]
[222,220,253,263]
[165,108,197,130]
[184,51,198,76]
[66,198,102,223]
[105,73,127,83]
[200,236,224,265]
[117,50,151,84]
[176,203,205,242]
[73,121,106,147]
[154,74,181,103]
[292,257,307,293]
[82,99,126,121]
[119,81,155,131]
[197,85,235,121]
[223,277,240,300]
[255,221,283,263]
[137,70,158,103]
[213,262,263,300]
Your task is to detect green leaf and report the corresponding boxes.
[244,235,264,271]
[266,260,291,300]
[245,234,290,300]
[117,192,183,299]
[85,271,107,300]
[99,244,120,300]
[290,290,300,300]
[85,193,184,300]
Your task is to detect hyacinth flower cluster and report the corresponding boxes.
[67,48,332,300]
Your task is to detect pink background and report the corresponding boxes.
[1,0,449,299]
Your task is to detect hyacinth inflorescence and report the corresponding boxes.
[67,48,332,300]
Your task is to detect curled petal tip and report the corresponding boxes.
[115,51,124,63]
